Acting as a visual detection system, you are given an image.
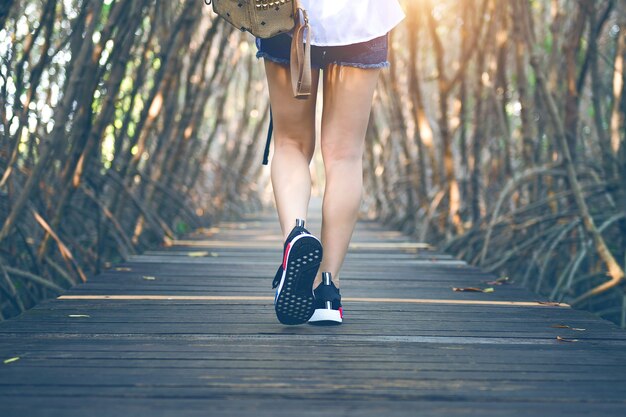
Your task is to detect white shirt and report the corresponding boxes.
[296,0,406,46]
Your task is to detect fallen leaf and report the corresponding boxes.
[556,336,579,343]
[3,357,20,364]
[482,287,495,293]
[142,276,156,280]
[551,324,586,331]
[453,287,486,292]
[537,301,559,306]
[210,252,219,257]
[486,276,512,285]
[115,267,132,271]
[68,314,90,318]
[188,251,209,257]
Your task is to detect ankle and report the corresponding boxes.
[313,271,340,290]
[313,276,322,290]
[283,217,307,241]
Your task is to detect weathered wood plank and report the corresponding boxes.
[0,397,624,417]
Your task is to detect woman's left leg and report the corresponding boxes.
[315,64,382,288]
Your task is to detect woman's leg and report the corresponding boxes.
[262,60,321,240]
[316,64,381,288]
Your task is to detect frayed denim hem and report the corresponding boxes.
[255,52,326,70]
[255,51,291,66]
[331,61,390,69]
[255,52,390,70]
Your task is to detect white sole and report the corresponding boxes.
[308,308,342,325]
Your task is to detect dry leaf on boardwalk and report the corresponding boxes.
[142,276,156,280]
[188,251,209,257]
[486,276,512,285]
[115,267,132,271]
[551,324,586,331]
[3,357,20,364]
[537,301,563,306]
[452,287,494,293]
[556,336,579,343]
[68,314,90,318]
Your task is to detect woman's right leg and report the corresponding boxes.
[262,60,320,239]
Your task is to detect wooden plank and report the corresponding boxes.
[1,397,623,417]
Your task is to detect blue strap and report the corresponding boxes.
[262,106,273,165]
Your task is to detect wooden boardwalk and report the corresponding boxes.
[2,201,626,416]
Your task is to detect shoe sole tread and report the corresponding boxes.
[275,235,322,325]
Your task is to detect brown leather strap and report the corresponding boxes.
[290,7,312,99]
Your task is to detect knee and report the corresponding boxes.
[321,138,364,168]
[274,132,316,162]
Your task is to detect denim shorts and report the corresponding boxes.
[255,32,390,70]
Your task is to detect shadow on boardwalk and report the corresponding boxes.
[1,200,626,416]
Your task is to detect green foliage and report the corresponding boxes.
[175,220,190,234]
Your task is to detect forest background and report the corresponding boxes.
[0,0,625,326]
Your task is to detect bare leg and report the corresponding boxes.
[262,60,321,240]
[314,64,382,288]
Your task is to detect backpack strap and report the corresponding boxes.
[290,6,311,98]
[262,106,273,165]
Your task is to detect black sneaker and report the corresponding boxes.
[272,218,322,325]
[308,272,343,325]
